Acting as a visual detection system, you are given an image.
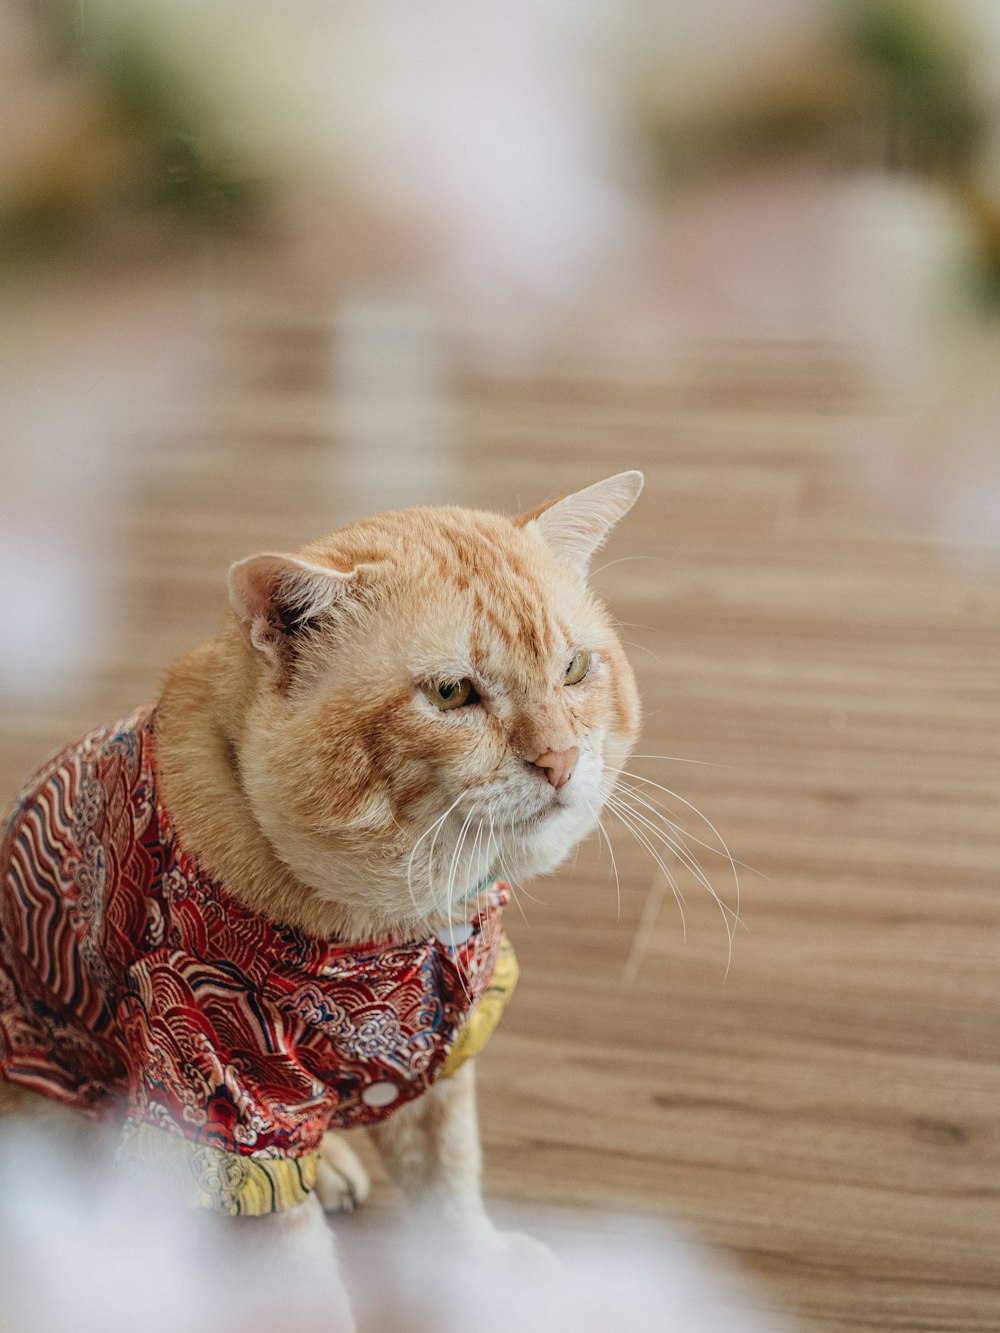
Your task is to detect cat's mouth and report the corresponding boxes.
[506,797,561,830]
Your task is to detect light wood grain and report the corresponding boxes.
[1,277,997,1333]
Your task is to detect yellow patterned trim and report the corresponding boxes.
[117,1121,318,1216]
[441,936,519,1078]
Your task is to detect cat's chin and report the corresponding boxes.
[506,799,559,831]
[498,795,601,883]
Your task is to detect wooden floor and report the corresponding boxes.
[1,256,998,1331]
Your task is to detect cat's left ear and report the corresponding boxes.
[516,471,644,575]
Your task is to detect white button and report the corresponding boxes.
[361,1081,400,1108]
[437,922,474,947]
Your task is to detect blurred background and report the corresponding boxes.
[0,2,997,1331]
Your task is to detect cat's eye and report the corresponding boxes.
[420,678,479,711]
[563,652,591,686]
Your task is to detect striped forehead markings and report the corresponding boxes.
[469,580,559,666]
[414,519,568,668]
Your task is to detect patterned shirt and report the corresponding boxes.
[0,708,516,1214]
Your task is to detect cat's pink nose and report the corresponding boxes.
[530,746,580,790]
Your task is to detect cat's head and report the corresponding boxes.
[223,473,642,937]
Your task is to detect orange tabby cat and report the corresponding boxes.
[0,472,642,1322]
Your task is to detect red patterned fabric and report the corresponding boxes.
[0,708,508,1165]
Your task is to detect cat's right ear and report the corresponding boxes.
[227,553,360,671]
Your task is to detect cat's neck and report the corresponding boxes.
[156,635,361,939]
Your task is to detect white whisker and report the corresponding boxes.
[607,769,742,936]
[591,554,667,577]
[618,781,760,878]
[482,808,498,889]
[406,791,465,917]
[482,813,501,951]
[612,785,742,928]
[449,809,479,1007]
[497,819,543,906]
[494,816,532,925]
[445,808,475,924]
[428,798,466,926]
[586,799,621,922]
[612,755,742,770]
[604,795,688,941]
[467,816,488,898]
[618,639,668,667]
[606,790,736,978]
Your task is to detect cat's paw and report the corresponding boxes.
[445,1214,563,1283]
[315,1132,370,1214]
[491,1228,565,1284]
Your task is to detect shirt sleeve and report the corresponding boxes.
[115,949,331,1215]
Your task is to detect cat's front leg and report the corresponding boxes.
[369,1061,557,1280]
[226,1193,357,1330]
[369,1059,488,1236]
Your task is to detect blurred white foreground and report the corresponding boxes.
[0,1121,790,1333]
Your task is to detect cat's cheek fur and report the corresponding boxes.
[233,693,499,931]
